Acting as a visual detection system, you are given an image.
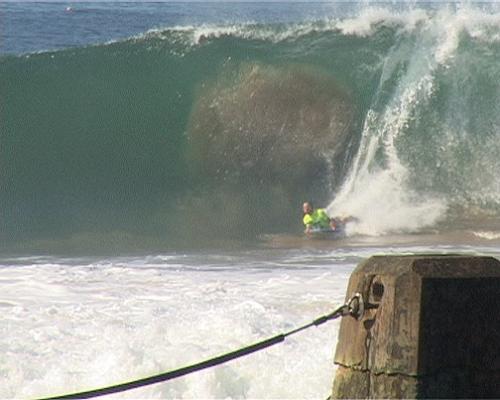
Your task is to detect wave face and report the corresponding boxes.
[2,6,500,250]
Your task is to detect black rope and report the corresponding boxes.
[38,304,347,400]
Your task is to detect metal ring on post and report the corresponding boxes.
[347,292,365,320]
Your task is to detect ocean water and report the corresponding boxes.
[2,2,500,398]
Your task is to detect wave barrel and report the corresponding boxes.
[331,255,500,399]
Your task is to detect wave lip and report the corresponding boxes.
[472,231,500,241]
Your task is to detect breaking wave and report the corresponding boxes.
[2,5,500,251]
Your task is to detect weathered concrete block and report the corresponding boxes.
[331,255,500,399]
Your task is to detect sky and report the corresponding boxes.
[3,0,498,3]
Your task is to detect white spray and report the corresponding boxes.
[325,8,484,236]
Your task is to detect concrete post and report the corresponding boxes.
[331,255,500,399]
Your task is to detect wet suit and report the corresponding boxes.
[303,209,331,230]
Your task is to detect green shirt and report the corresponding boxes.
[303,209,331,229]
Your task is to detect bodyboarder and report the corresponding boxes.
[302,201,356,234]
[302,201,337,234]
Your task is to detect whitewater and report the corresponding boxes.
[3,244,500,399]
[2,2,500,398]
